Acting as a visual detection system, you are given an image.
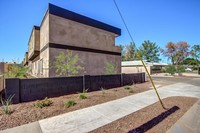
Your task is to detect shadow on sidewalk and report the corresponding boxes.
[128,106,180,133]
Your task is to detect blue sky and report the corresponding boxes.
[0,0,200,63]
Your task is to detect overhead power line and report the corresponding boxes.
[113,0,166,109]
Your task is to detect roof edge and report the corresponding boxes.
[48,3,121,36]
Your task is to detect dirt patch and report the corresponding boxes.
[90,96,198,133]
[0,82,152,130]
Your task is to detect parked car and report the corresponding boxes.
[185,68,192,72]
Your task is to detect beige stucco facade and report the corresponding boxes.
[121,61,168,75]
[24,4,121,78]
[28,27,40,60]
[122,66,151,74]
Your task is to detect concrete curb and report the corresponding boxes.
[166,100,200,133]
[0,122,42,133]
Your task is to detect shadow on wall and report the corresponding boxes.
[128,106,180,133]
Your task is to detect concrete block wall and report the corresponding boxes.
[84,74,121,91]
[20,76,83,102]
[5,73,145,104]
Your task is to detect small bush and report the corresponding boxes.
[129,89,134,93]
[34,97,53,108]
[193,67,198,70]
[124,86,131,90]
[165,65,176,75]
[79,93,87,99]
[176,65,185,74]
[161,68,166,73]
[65,100,76,108]
[113,89,117,92]
[1,95,14,115]
[78,89,88,99]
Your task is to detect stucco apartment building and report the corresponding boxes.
[23,4,121,78]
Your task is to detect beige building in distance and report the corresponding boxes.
[122,60,168,75]
[23,3,121,77]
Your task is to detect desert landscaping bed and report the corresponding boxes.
[90,96,198,133]
[0,82,152,130]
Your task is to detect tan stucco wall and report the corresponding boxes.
[28,30,34,58]
[34,29,40,51]
[40,48,49,77]
[49,48,121,77]
[31,56,40,76]
[122,66,151,75]
[27,12,121,78]
[28,28,40,60]
[40,13,49,50]
[49,14,120,53]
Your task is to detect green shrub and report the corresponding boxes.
[4,62,28,79]
[176,65,185,74]
[65,100,76,108]
[1,95,14,115]
[161,68,166,73]
[79,93,87,99]
[129,89,134,93]
[113,89,118,92]
[193,67,198,70]
[78,89,88,99]
[124,86,131,90]
[34,97,53,108]
[165,65,176,75]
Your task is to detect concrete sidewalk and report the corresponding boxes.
[1,82,200,133]
[151,72,200,78]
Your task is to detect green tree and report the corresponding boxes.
[124,42,138,61]
[4,63,28,78]
[52,51,84,77]
[139,40,160,62]
[118,44,125,61]
[104,62,117,74]
[191,45,200,60]
[183,58,199,66]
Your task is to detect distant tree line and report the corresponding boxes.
[119,40,161,62]
[119,40,200,66]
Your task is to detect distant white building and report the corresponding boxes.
[121,60,168,75]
